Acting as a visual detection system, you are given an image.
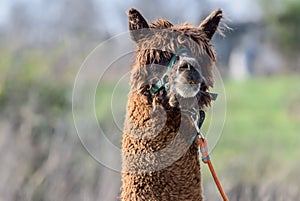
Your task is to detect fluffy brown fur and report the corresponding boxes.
[121,8,223,201]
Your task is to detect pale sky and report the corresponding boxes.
[0,0,262,28]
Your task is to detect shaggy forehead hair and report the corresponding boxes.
[132,21,216,90]
[135,19,217,67]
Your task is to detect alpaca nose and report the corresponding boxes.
[178,62,192,71]
[177,56,199,72]
[188,68,202,84]
[178,61,202,83]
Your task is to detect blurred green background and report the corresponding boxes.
[0,0,299,200]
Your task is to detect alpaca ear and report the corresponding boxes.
[199,9,223,40]
[128,8,149,42]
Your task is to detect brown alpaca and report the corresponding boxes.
[121,8,223,201]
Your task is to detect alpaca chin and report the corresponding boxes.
[175,83,201,98]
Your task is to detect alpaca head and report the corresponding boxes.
[129,8,222,109]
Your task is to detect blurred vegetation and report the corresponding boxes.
[0,43,121,201]
[260,0,300,53]
[205,76,300,200]
[220,76,300,162]
[1,44,300,200]
[1,0,300,200]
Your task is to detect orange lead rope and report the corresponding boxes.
[199,137,229,201]
[187,108,229,200]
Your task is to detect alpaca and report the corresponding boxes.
[121,8,223,201]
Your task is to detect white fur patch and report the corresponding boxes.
[175,83,201,98]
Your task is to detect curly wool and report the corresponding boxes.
[121,93,203,200]
[121,8,223,201]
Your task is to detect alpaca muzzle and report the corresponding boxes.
[173,56,204,98]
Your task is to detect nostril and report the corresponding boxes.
[179,63,191,70]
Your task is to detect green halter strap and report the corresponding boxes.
[149,47,189,96]
[148,47,218,102]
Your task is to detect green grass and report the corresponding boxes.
[211,76,300,180]
[95,81,129,123]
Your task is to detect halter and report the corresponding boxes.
[149,47,189,96]
[148,48,227,200]
[149,47,218,102]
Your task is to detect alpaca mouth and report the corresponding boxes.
[188,80,199,85]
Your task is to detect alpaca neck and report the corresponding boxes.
[121,92,203,200]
